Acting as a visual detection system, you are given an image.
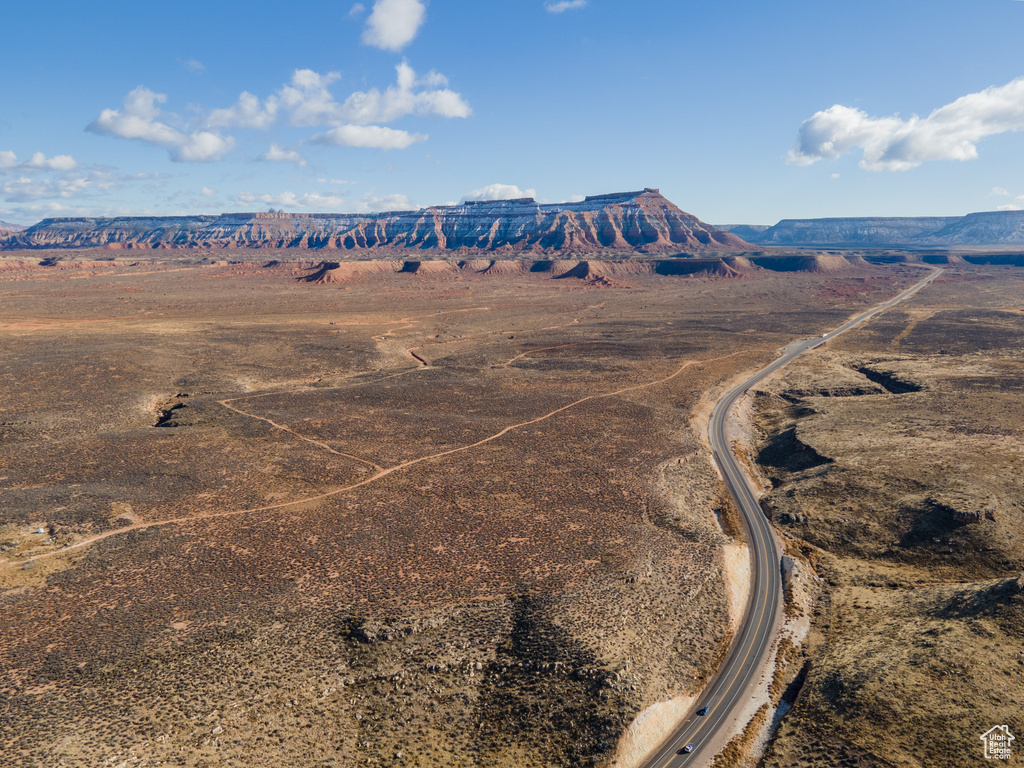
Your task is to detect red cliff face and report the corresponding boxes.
[3,189,752,254]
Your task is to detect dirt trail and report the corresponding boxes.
[213,324,591,476]
[209,311,484,407]
[0,351,742,574]
[392,313,585,365]
[217,400,383,470]
[539,317,581,331]
[379,306,493,339]
[0,317,136,332]
[505,343,578,365]
[891,309,938,348]
[215,311,589,409]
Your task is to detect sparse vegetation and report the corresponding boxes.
[0,253,925,766]
[756,266,1024,768]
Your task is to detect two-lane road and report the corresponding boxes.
[641,268,942,768]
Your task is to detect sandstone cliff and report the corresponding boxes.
[1,189,751,254]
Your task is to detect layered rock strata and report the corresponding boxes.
[1,189,750,254]
[732,210,1024,247]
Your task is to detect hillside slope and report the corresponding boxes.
[734,210,1024,247]
[747,217,960,246]
[2,189,751,255]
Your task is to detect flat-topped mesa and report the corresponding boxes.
[2,189,752,254]
[739,210,1024,247]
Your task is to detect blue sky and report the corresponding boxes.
[2,0,1024,225]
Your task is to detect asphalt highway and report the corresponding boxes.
[639,268,942,768]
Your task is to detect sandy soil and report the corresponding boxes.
[0,256,928,768]
[611,694,697,768]
[723,542,752,634]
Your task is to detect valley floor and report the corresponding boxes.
[0,254,955,767]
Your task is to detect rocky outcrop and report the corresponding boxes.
[2,189,752,255]
[746,217,961,246]
[923,211,1024,245]
[951,509,997,524]
[733,210,1024,247]
[295,254,873,284]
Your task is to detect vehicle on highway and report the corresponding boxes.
[639,270,941,768]
[697,706,709,716]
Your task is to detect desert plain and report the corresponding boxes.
[0,251,1021,768]
[752,266,1024,768]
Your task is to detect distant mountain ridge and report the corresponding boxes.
[0,189,751,254]
[727,210,1024,247]
[0,220,26,234]
[716,224,770,242]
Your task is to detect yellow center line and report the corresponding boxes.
[657,461,774,767]
[654,269,941,766]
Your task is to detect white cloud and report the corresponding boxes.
[462,183,538,202]
[277,69,345,127]
[545,0,587,12]
[88,87,235,162]
[0,168,151,203]
[87,62,468,163]
[362,0,426,51]
[340,61,471,124]
[0,155,142,206]
[3,201,85,219]
[349,3,366,16]
[234,190,349,210]
[787,77,1024,171]
[360,193,415,211]
[173,132,235,162]
[25,152,77,171]
[2,176,68,202]
[184,59,205,73]
[206,92,279,129]
[0,151,77,173]
[313,124,425,149]
[201,186,216,197]
[272,63,469,130]
[991,186,1010,196]
[193,63,467,155]
[88,88,182,146]
[3,197,174,222]
[261,144,308,166]
[997,195,1024,211]
[232,190,414,212]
